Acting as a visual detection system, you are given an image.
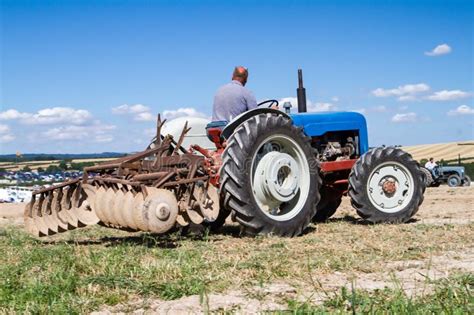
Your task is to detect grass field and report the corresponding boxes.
[0,222,473,313]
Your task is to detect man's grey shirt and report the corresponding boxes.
[212,80,257,121]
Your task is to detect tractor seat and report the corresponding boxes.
[206,120,228,146]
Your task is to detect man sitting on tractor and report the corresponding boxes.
[212,66,258,122]
[425,157,438,176]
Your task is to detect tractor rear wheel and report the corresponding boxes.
[420,167,433,187]
[348,147,425,223]
[463,175,471,187]
[220,113,321,236]
[447,174,461,187]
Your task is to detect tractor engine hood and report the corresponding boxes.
[290,111,369,154]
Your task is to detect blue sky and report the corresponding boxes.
[1,0,473,154]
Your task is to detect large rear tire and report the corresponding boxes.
[348,147,425,223]
[220,113,321,236]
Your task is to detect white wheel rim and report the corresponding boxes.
[250,134,311,221]
[366,161,414,214]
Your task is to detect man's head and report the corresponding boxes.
[232,66,249,86]
[429,157,434,162]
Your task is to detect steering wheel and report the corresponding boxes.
[257,99,279,108]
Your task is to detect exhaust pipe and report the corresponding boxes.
[297,69,307,113]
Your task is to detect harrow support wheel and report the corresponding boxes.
[348,147,425,223]
[220,113,321,237]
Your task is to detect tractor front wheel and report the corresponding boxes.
[348,147,425,223]
[447,174,462,187]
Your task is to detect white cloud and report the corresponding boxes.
[0,124,15,143]
[112,104,150,114]
[391,112,418,123]
[112,103,157,121]
[0,134,15,143]
[331,96,339,102]
[0,107,92,125]
[135,112,155,121]
[41,124,115,142]
[371,83,430,101]
[310,102,337,112]
[425,44,452,56]
[162,107,209,120]
[0,109,31,120]
[0,124,10,133]
[447,105,474,116]
[426,90,471,101]
[278,97,337,112]
[27,107,91,125]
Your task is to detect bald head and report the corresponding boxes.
[232,66,249,85]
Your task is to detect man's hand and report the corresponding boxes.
[270,104,279,110]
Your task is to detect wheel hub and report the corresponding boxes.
[154,202,171,221]
[382,179,397,194]
[367,162,414,213]
[254,152,300,205]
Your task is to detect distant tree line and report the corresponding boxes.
[0,152,126,163]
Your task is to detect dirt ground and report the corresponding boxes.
[1,186,473,313]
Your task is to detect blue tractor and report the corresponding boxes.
[421,165,471,187]
[208,69,426,236]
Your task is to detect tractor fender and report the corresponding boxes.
[221,108,291,139]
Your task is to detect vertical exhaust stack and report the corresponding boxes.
[297,69,307,113]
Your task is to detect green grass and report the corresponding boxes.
[287,274,473,314]
[0,221,473,313]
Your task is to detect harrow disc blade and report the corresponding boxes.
[194,185,220,222]
[110,189,126,228]
[117,190,136,230]
[50,190,68,232]
[58,186,80,228]
[132,191,148,231]
[143,188,179,234]
[69,185,99,226]
[24,197,40,236]
[124,192,141,230]
[36,192,54,236]
[93,185,108,224]
[101,187,119,227]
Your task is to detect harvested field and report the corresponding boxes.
[0,158,115,171]
[402,140,474,161]
[0,186,472,313]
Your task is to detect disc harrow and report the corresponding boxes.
[24,116,221,237]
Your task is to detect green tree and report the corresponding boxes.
[37,167,45,173]
[46,165,61,173]
[58,160,68,171]
[22,165,32,172]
